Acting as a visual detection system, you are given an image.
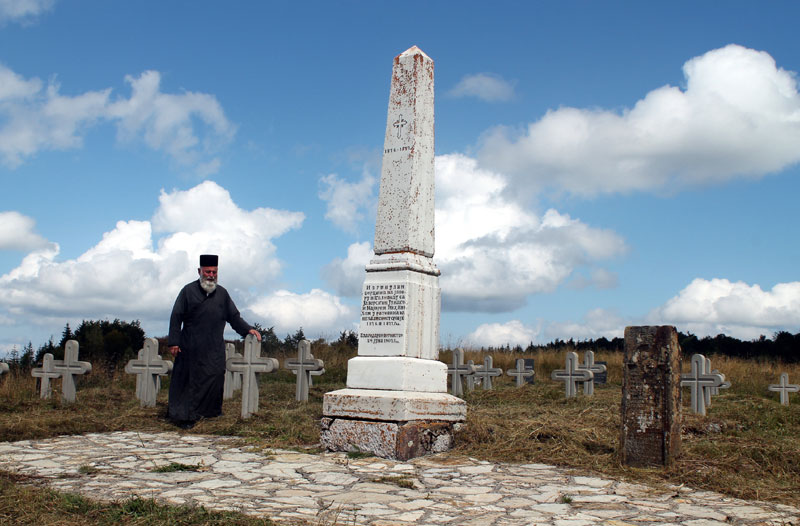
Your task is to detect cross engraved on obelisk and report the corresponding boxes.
[393,115,407,138]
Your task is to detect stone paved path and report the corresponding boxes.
[1,432,797,526]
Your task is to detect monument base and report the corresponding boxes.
[321,388,466,460]
[320,418,460,461]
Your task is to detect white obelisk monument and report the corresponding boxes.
[321,46,466,460]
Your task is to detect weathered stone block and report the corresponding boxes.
[620,326,682,467]
[320,417,455,461]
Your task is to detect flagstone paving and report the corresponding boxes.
[0,431,797,525]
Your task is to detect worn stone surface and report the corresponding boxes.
[320,418,455,460]
[1,432,797,525]
[346,356,447,392]
[621,326,682,467]
[374,46,435,258]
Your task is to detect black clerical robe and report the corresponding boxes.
[167,280,253,422]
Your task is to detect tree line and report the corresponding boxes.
[4,320,798,372]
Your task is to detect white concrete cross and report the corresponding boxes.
[473,355,503,390]
[768,373,800,406]
[286,339,324,402]
[680,353,724,416]
[464,360,477,392]
[32,353,60,398]
[447,348,475,397]
[223,342,243,400]
[124,338,172,408]
[551,351,594,398]
[578,351,607,396]
[225,334,278,419]
[53,340,92,403]
[506,358,535,387]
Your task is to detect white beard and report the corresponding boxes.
[200,278,217,294]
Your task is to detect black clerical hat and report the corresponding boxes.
[199,254,218,267]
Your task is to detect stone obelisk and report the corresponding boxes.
[321,46,466,460]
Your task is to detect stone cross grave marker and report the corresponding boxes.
[223,343,243,400]
[578,350,607,396]
[506,358,535,387]
[680,353,724,416]
[594,361,608,384]
[473,355,503,390]
[769,373,800,406]
[286,339,324,402]
[551,351,593,398]
[54,340,92,403]
[465,360,477,392]
[31,353,60,398]
[447,348,475,397]
[225,334,278,419]
[0,362,8,377]
[124,338,172,408]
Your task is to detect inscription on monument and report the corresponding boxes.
[360,283,406,345]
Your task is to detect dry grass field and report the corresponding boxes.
[1,347,798,525]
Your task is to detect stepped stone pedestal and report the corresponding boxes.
[321,46,465,460]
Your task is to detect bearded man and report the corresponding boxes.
[167,254,261,429]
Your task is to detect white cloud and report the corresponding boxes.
[466,320,539,348]
[322,154,626,311]
[0,211,52,251]
[649,278,800,340]
[0,65,233,174]
[0,0,54,23]
[435,154,626,312]
[322,241,372,297]
[541,308,627,343]
[246,289,355,336]
[318,169,376,233]
[479,44,800,196]
[449,73,516,102]
[0,181,304,329]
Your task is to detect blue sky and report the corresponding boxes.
[2,1,800,356]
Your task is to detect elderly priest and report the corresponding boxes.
[167,254,261,429]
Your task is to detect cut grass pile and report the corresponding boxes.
[0,348,798,525]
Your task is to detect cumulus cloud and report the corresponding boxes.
[0,0,54,23]
[0,181,304,329]
[318,169,376,233]
[449,73,516,102]
[323,154,627,312]
[0,211,52,251]
[649,278,800,340]
[466,320,539,348]
[321,241,372,297]
[0,65,233,173]
[479,44,800,196]
[435,154,626,312]
[247,289,355,336]
[540,308,627,343]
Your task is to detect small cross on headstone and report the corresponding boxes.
[680,353,724,415]
[53,340,92,403]
[473,355,503,390]
[223,342,243,400]
[578,351,607,396]
[506,358,535,387]
[286,339,324,402]
[551,351,593,398]
[226,334,278,419]
[124,338,172,408]
[447,348,475,397]
[769,373,800,406]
